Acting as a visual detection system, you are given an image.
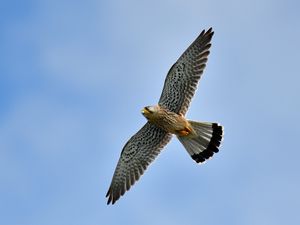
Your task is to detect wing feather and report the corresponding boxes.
[106,122,172,204]
[158,28,214,115]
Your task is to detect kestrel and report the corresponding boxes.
[106,28,223,204]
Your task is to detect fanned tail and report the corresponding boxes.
[177,121,223,163]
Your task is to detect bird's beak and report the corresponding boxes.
[141,107,149,115]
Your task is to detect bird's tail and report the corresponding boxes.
[177,121,223,163]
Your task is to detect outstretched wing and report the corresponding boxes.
[158,28,214,115]
[106,122,172,204]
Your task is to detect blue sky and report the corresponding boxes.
[1,0,300,224]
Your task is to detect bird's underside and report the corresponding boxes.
[142,105,192,135]
[106,28,223,205]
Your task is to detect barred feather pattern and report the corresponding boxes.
[177,121,223,163]
[158,28,214,115]
[106,122,172,204]
[106,28,220,205]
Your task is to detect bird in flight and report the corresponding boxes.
[106,28,223,204]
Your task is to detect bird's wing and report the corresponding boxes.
[106,122,172,204]
[158,28,214,115]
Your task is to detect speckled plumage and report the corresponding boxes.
[106,122,172,205]
[159,28,213,115]
[106,28,223,205]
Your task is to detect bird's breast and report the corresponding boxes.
[147,109,190,134]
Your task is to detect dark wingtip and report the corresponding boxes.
[105,188,110,197]
[107,195,117,205]
[200,29,206,36]
[205,27,214,37]
[199,27,214,41]
[106,196,112,205]
[195,27,214,49]
[106,188,113,205]
[208,27,213,33]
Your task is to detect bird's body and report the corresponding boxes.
[142,105,192,136]
[106,28,224,205]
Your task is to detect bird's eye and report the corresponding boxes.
[145,106,153,113]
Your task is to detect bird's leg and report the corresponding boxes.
[174,112,192,136]
[176,126,192,136]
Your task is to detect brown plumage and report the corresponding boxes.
[106,28,223,205]
[141,105,192,136]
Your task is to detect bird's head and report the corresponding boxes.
[141,105,160,120]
